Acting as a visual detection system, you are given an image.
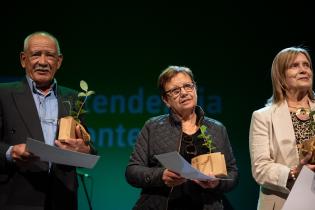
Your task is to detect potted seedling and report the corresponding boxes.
[191,125,227,176]
[58,80,95,144]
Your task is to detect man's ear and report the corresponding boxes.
[20,52,26,68]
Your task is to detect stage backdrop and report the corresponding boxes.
[1,2,315,209]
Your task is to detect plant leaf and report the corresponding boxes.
[75,101,83,110]
[78,92,86,97]
[87,90,95,96]
[70,111,78,116]
[80,109,88,115]
[80,80,88,91]
[200,125,207,133]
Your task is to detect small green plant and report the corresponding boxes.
[64,80,95,123]
[198,125,216,153]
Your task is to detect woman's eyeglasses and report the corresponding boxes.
[164,82,195,98]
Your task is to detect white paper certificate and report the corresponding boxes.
[282,166,315,210]
[26,137,100,169]
[155,151,218,181]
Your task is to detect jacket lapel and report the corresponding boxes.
[57,89,70,119]
[57,86,75,119]
[12,79,45,142]
[271,101,298,164]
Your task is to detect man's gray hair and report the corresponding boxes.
[23,31,61,55]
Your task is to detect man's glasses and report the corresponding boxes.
[164,82,195,98]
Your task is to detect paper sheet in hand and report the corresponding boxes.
[155,151,217,181]
[282,166,315,210]
[26,138,100,169]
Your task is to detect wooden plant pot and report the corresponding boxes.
[299,137,315,164]
[58,116,90,143]
[191,152,227,176]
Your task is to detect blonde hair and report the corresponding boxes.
[268,47,314,105]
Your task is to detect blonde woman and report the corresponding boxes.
[249,47,315,210]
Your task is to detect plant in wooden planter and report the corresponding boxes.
[58,80,95,144]
[298,110,315,164]
[191,125,227,176]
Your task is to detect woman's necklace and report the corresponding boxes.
[288,105,311,121]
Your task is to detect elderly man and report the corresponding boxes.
[0,31,96,210]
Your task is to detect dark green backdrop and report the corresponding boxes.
[1,1,315,209]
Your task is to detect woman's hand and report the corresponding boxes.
[291,152,315,179]
[162,169,186,187]
[193,172,220,189]
[300,152,315,171]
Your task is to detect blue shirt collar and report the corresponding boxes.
[26,75,58,96]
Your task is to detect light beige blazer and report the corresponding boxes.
[249,100,315,210]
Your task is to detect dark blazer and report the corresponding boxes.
[0,78,85,210]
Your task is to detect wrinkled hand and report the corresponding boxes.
[193,172,220,189]
[11,143,38,165]
[162,169,186,187]
[55,125,90,154]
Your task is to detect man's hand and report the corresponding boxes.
[162,169,186,187]
[11,144,38,165]
[55,125,91,153]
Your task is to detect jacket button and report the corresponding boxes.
[145,176,151,183]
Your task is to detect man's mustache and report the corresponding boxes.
[34,67,50,71]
